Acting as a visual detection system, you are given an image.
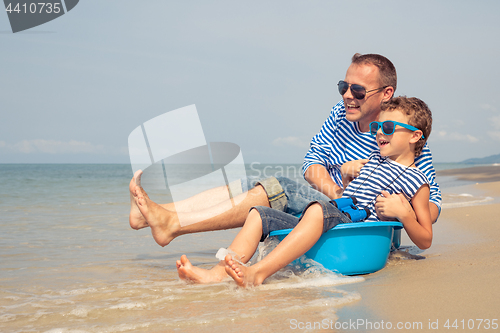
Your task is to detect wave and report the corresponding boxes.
[442,193,494,209]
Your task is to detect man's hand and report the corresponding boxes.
[340,159,368,188]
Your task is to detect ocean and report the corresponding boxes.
[0,163,491,332]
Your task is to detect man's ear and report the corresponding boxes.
[382,86,395,102]
[409,130,424,143]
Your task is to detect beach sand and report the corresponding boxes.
[336,168,500,331]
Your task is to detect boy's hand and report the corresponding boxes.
[375,190,412,221]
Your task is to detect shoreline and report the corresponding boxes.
[336,166,500,331]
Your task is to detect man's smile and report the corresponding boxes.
[346,103,359,111]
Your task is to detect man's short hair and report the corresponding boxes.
[351,53,397,93]
[380,96,432,157]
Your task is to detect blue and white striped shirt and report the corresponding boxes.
[342,151,429,222]
[302,100,442,211]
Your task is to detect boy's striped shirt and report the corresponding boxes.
[342,151,429,222]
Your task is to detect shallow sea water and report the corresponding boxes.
[0,164,488,332]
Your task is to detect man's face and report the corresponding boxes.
[342,63,392,132]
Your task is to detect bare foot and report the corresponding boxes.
[176,255,228,284]
[224,254,263,287]
[133,180,181,247]
[129,170,149,230]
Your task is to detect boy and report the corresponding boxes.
[222,96,433,287]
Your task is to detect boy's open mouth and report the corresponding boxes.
[378,139,389,146]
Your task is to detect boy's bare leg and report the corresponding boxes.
[132,172,270,247]
[225,203,324,287]
[176,208,265,283]
[129,171,243,230]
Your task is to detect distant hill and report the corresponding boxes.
[462,153,500,164]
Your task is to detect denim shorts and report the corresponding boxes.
[241,176,330,216]
[254,200,352,242]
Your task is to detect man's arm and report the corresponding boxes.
[304,164,343,200]
[415,145,442,222]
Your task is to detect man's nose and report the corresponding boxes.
[343,86,355,100]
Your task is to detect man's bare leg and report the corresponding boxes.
[129,170,262,230]
[176,208,265,283]
[225,203,324,287]
[129,171,242,230]
[131,173,271,247]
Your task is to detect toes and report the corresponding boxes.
[140,187,149,200]
[133,170,143,186]
[180,255,189,266]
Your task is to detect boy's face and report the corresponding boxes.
[376,110,417,160]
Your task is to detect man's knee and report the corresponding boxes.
[255,176,288,212]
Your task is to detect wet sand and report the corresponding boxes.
[338,168,500,331]
[437,165,500,182]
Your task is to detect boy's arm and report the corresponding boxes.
[397,194,439,223]
[375,186,433,249]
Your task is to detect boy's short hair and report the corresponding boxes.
[351,53,397,93]
[380,96,432,156]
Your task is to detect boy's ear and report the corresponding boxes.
[409,130,424,143]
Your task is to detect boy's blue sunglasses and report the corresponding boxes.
[369,121,424,138]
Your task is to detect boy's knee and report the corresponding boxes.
[304,202,324,217]
[248,207,262,219]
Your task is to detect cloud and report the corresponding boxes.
[272,136,310,148]
[488,132,500,141]
[490,115,500,130]
[436,131,479,143]
[480,104,497,112]
[0,139,120,154]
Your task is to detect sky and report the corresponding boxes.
[1,0,500,164]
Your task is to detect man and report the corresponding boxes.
[303,54,440,219]
[129,53,441,256]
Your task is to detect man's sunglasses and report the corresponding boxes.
[369,121,424,138]
[338,80,388,100]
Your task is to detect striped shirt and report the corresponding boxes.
[302,100,442,211]
[342,151,429,222]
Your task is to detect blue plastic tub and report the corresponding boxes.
[269,221,403,275]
